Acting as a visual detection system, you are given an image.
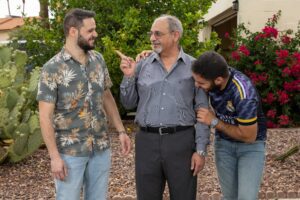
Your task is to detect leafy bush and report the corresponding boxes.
[10,0,219,116]
[228,11,300,128]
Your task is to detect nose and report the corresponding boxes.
[94,31,98,38]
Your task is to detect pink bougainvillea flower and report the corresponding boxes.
[238,45,250,56]
[262,92,276,104]
[231,51,240,61]
[254,33,266,41]
[276,49,289,58]
[283,80,300,92]
[293,52,300,62]
[266,121,278,128]
[278,115,290,126]
[262,26,278,38]
[281,35,291,44]
[290,63,300,77]
[277,90,290,105]
[224,32,230,38]
[281,67,291,76]
[267,109,277,118]
[254,60,262,65]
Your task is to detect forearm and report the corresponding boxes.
[195,122,210,152]
[215,120,257,143]
[39,114,60,159]
[103,90,126,132]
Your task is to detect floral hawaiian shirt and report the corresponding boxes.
[37,47,113,156]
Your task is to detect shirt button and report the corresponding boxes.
[161,107,164,110]
[163,92,166,95]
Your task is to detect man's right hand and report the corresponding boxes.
[115,50,136,77]
[51,156,68,181]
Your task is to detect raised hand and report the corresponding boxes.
[115,50,136,77]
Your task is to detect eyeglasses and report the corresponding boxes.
[147,31,170,38]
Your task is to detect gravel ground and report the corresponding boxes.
[0,122,299,199]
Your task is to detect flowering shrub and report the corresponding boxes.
[228,11,300,128]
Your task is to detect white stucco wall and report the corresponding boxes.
[201,0,300,40]
[238,0,300,32]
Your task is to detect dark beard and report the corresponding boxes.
[210,81,222,92]
[77,34,95,52]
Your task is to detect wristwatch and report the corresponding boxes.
[196,150,207,157]
[210,118,219,129]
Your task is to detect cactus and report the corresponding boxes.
[0,46,42,164]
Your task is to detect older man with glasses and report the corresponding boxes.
[116,15,210,200]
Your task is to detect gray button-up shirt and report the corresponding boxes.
[120,49,210,152]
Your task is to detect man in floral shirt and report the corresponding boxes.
[37,8,131,200]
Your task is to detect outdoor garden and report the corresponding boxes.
[0,0,299,199]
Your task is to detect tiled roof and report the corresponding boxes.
[0,17,25,31]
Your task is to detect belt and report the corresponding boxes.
[140,126,193,135]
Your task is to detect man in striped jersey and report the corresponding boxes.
[191,51,267,200]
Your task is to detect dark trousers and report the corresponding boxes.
[135,127,197,200]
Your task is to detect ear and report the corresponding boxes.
[173,31,180,42]
[69,27,78,37]
[214,77,223,85]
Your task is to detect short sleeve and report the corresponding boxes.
[36,65,58,104]
[236,98,258,125]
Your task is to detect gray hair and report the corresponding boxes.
[155,15,183,38]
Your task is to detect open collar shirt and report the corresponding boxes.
[120,48,210,152]
[37,47,113,156]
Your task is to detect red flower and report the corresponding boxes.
[258,73,268,82]
[282,67,291,76]
[277,90,289,105]
[254,33,266,41]
[284,80,300,92]
[254,60,262,65]
[293,52,300,62]
[231,51,240,61]
[281,35,291,44]
[262,26,278,38]
[224,32,230,38]
[290,63,300,77]
[246,71,259,85]
[262,92,276,104]
[267,109,277,118]
[278,115,290,126]
[276,49,289,59]
[266,121,278,128]
[276,58,286,66]
[238,45,250,56]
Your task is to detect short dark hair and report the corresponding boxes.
[63,8,95,37]
[192,51,229,80]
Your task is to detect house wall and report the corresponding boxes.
[199,0,300,42]
[0,31,10,42]
[238,0,300,32]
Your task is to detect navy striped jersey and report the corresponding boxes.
[209,67,267,142]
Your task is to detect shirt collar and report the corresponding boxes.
[61,47,93,62]
[149,47,188,64]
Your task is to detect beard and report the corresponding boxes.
[77,34,95,52]
[209,81,222,92]
[151,42,162,54]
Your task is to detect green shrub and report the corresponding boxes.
[228,11,300,127]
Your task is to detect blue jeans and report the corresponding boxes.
[55,149,111,200]
[214,137,265,200]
